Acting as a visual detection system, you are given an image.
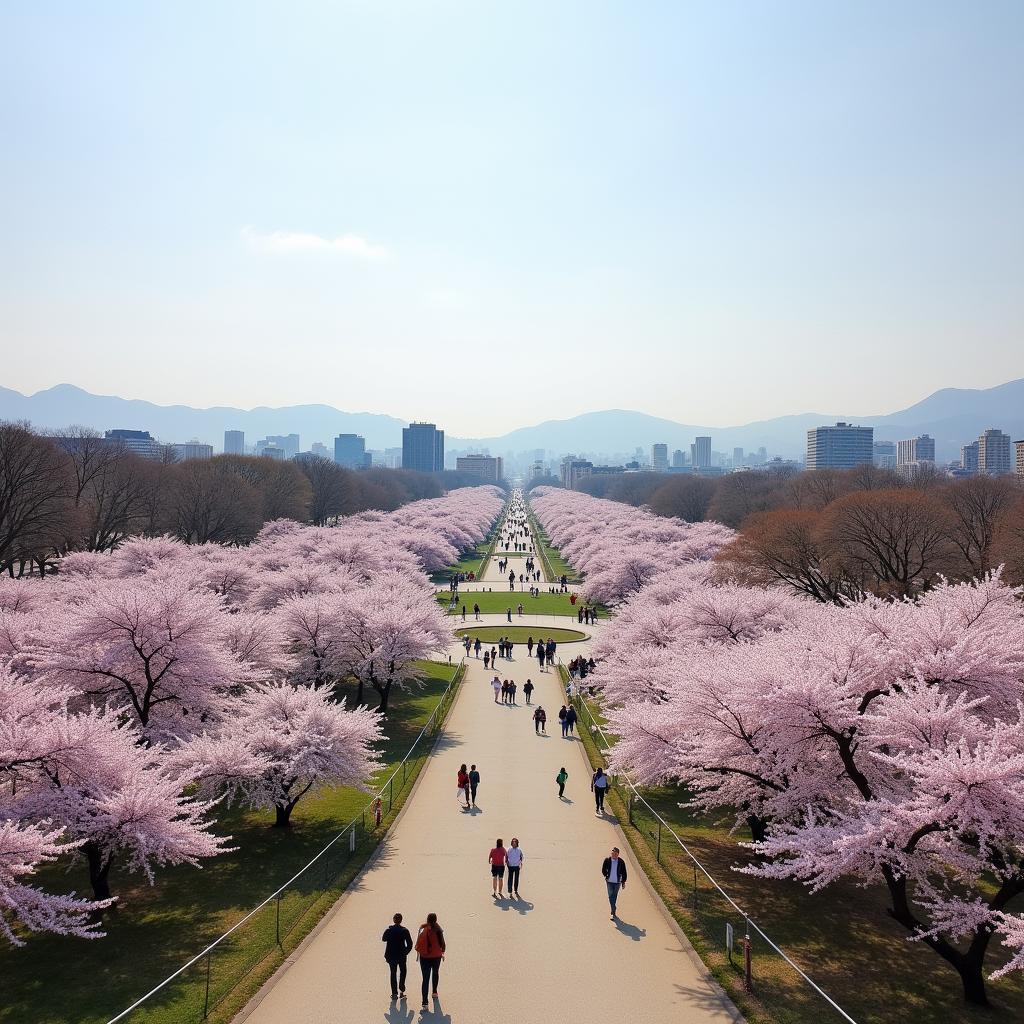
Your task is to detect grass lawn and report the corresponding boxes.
[436,590,604,617]
[428,540,491,585]
[452,625,586,644]
[568,688,1024,1024]
[0,661,461,1024]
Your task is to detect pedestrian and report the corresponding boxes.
[491,646,497,665]
[507,639,514,660]
[483,650,490,670]
[556,766,568,798]
[462,605,467,622]
[382,912,413,1000]
[527,636,535,656]
[559,704,569,737]
[463,635,471,657]
[507,837,523,898]
[457,764,470,809]
[415,913,446,1008]
[491,675,501,703]
[474,602,480,620]
[489,838,507,898]
[517,602,523,615]
[601,847,628,919]
[566,704,577,735]
[523,679,534,704]
[474,637,481,658]
[537,643,546,672]
[501,679,510,704]
[508,679,517,703]
[533,705,547,734]
[469,764,480,807]
[546,639,556,663]
[591,767,609,814]
[507,608,512,623]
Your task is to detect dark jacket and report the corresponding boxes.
[601,857,628,884]
[382,923,413,962]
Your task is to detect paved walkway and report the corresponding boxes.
[237,497,741,1024]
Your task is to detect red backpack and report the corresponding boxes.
[416,925,442,958]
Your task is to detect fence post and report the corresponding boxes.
[203,949,212,1019]
[388,777,393,813]
[350,827,356,853]
[275,894,281,946]
[744,917,753,992]
[628,792,634,826]
[693,864,698,912]
[656,821,662,863]
[403,759,407,785]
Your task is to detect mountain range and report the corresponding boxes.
[1,380,1023,463]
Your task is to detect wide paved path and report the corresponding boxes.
[237,497,741,1024]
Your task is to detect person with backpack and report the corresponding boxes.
[456,764,470,809]
[468,764,480,807]
[381,912,413,1000]
[591,767,609,814]
[414,913,446,1008]
[565,704,577,736]
[556,766,568,798]
[489,838,508,898]
[558,704,569,737]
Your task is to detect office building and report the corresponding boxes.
[961,441,979,474]
[264,434,299,460]
[171,442,213,461]
[805,423,873,471]
[309,441,331,460]
[756,446,767,465]
[334,433,368,469]
[402,423,444,473]
[456,454,504,482]
[224,429,245,455]
[104,429,163,459]
[690,436,712,470]
[560,456,593,490]
[733,447,744,468]
[896,435,935,466]
[260,444,285,460]
[671,449,685,468]
[651,443,669,473]
[872,441,896,467]
[978,428,1012,475]
[1015,440,1024,477]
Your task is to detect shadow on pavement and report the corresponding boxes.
[385,999,415,1023]
[613,917,647,941]
[422,995,452,1021]
[494,896,535,916]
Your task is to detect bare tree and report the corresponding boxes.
[706,471,782,528]
[298,457,359,525]
[219,456,311,522]
[164,459,262,544]
[648,475,717,522]
[942,475,1019,577]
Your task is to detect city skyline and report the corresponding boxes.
[3,3,1023,436]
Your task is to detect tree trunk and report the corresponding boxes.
[274,802,294,828]
[375,680,392,715]
[957,953,989,1007]
[84,841,114,903]
[746,814,769,844]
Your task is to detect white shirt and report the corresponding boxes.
[507,847,523,867]
[608,858,620,883]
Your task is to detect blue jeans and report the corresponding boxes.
[607,881,621,914]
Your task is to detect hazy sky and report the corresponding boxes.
[2,2,1022,435]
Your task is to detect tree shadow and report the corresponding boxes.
[612,916,646,941]
[672,981,741,1018]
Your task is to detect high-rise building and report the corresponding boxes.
[310,441,331,460]
[732,447,744,467]
[171,442,213,461]
[671,449,685,468]
[756,446,767,465]
[896,435,935,466]
[872,441,896,467]
[560,456,593,490]
[104,429,163,459]
[651,443,669,473]
[1015,440,1024,477]
[456,454,504,482]
[690,436,712,469]
[224,429,244,455]
[978,428,1012,475]
[260,444,285,460]
[402,422,445,473]
[961,441,979,474]
[264,434,300,460]
[334,433,367,469]
[806,423,873,471]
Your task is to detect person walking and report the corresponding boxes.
[527,636,534,657]
[556,766,568,799]
[473,637,481,659]
[508,679,517,703]
[533,705,547,734]
[382,912,413,999]
[558,704,569,737]
[457,764,470,809]
[483,649,490,670]
[601,847,628,919]
[506,837,523,898]
[491,675,501,703]
[537,642,546,672]
[462,605,467,622]
[565,703,577,735]
[469,764,480,807]
[507,608,512,623]
[415,913,446,1008]
[591,767,609,814]
[523,678,534,704]
[463,635,471,658]
[501,679,510,705]
[473,602,480,620]
[489,838,508,898]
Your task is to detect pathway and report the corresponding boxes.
[237,496,740,1024]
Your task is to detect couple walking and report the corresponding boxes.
[456,763,480,808]
[382,912,446,1008]
[488,837,524,899]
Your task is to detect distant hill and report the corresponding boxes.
[1,379,1022,461]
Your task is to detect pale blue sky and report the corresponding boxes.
[2,1,1022,434]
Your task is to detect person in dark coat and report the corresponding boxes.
[601,848,628,919]
[382,912,413,998]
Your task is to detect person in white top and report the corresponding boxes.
[506,837,524,898]
[491,675,502,704]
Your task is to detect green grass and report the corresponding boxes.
[0,661,461,1024]
[428,541,491,584]
[436,590,603,617]
[567,685,1024,1024]
[452,625,586,644]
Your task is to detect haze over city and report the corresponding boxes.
[3,2,1023,436]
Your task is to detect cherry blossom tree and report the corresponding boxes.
[181,682,382,827]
